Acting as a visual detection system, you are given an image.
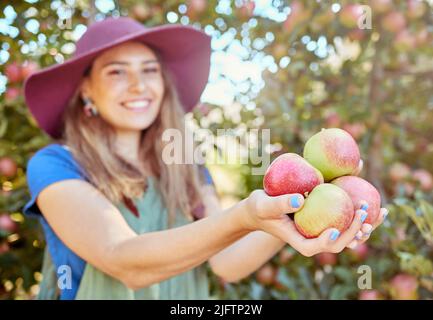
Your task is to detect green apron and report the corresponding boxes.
[37,177,210,300]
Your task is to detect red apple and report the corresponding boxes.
[186,0,207,19]
[415,28,430,47]
[342,123,366,140]
[347,29,365,41]
[238,0,255,19]
[20,60,39,80]
[283,1,311,33]
[325,111,341,128]
[5,62,22,83]
[0,242,10,254]
[0,214,17,233]
[294,184,355,238]
[279,248,294,264]
[272,43,287,61]
[5,87,21,102]
[0,157,18,178]
[407,0,426,19]
[388,162,410,182]
[359,289,384,300]
[394,30,416,52]
[315,252,337,266]
[370,0,392,14]
[382,11,406,33]
[303,128,361,182]
[256,264,277,285]
[413,169,433,191]
[331,176,381,225]
[339,4,365,28]
[131,3,151,21]
[348,243,369,261]
[389,274,419,300]
[263,153,324,197]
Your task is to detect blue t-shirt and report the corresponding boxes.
[23,143,214,300]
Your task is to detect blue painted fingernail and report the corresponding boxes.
[361,203,369,211]
[383,211,389,220]
[361,212,368,223]
[364,231,371,236]
[291,196,301,208]
[355,235,361,240]
[330,230,340,241]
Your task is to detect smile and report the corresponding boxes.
[120,99,152,112]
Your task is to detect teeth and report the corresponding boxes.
[122,100,151,109]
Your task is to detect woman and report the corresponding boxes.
[23,17,387,300]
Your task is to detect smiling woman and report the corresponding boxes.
[22,17,383,300]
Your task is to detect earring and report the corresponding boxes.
[83,97,98,117]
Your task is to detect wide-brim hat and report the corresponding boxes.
[23,17,211,138]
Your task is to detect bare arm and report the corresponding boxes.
[36,179,300,290]
[205,186,286,282]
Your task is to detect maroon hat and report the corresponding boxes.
[24,17,211,138]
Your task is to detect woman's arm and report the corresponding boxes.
[204,186,286,282]
[36,179,302,290]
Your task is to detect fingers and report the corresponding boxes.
[335,209,367,245]
[264,193,305,216]
[371,207,389,230]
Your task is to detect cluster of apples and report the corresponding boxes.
[263,128,381,238]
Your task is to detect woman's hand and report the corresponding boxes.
[242,190,368,257]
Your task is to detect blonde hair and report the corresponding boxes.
[57,45,206,225]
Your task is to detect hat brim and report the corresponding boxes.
[24,24,211,138]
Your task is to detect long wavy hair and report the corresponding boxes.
[57,44,206,226]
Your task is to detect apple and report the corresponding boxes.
[263,153,324,197]
[348,243,369,262]
[131,3,151,21]
[407,0,426,19]
[0,242,10,254]
[347,29,365,42]
[359,289,384,300]
[412,169,433,191]
[389,274,419,300]
[388,162,410,182]
[186,0,207,19]
[0,157,18,178]
[394,30,416,52]
[5,62,22,83]
[294,184,354,238]
[370,0,392,14]
[315,252,337,266]
[0,214,17,233]
[238,0,255,19]
[272,43,287,61]
[382,11,406,33]
[279,248,294,264]
[324,111,341,128]
[20,60,39,80]
[303,128,361,182]
[331,176,381,225]
[283,1,311,33]
[256,263,277,285]
[339,4,364,28]
[5,87,21,102]
[342,122,366,140]
[415,28,430,47]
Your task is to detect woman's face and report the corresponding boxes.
[80,41,165,133]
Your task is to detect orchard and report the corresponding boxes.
[1,0,433,300]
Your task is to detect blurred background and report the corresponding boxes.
[0,0,433,300]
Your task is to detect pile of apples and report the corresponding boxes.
[263,128,381,238]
